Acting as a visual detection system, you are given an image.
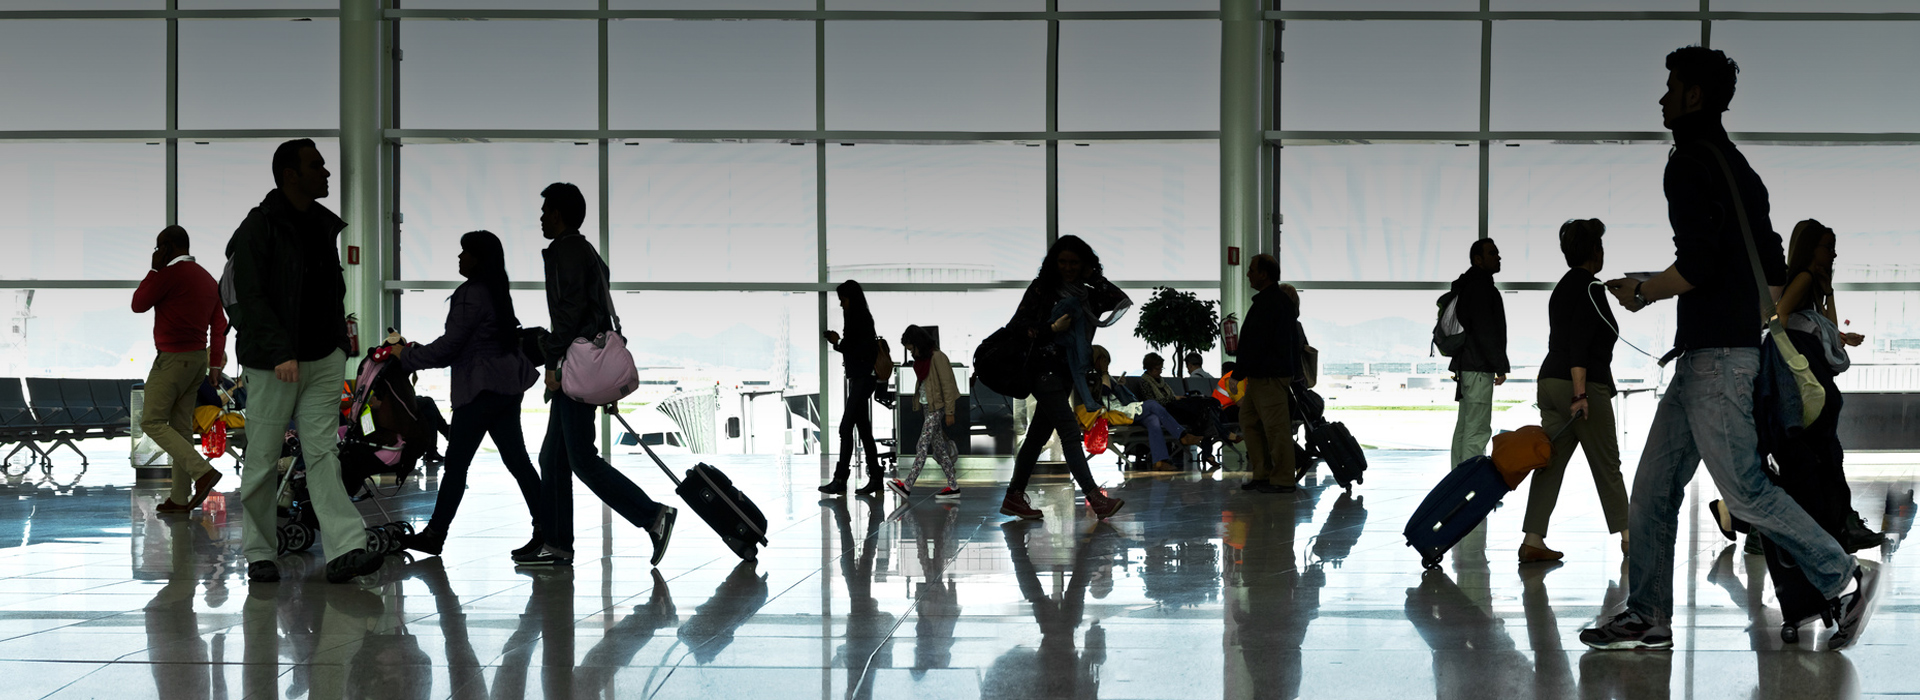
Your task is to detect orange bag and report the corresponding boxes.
[1490,425,1556,490]
[1084,417,1111,455]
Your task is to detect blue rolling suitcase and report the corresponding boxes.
[1404,456,1510,570]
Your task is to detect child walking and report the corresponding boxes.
[890,325,962,500]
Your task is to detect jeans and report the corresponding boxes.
[538,395,663,554]
[1139,400,1188,465]
[1627,347,1854,620]
[1451,371,1496,468]
[1009,383,1102,496]
[836,374,880,479]
[239,350,367,563]
[426,390,542,535]
[1050,296,1097,409]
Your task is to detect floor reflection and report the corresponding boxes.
[0,450,1912,699]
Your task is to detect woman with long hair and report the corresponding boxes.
[820,279,885,496]
[391,231,544,556]
[889,325,962,499]
[1774,219,1883,551]
[1000,235,1127,520]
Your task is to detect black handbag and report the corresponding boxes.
[972,326,1036,400]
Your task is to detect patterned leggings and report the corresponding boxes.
[904,407,959,489]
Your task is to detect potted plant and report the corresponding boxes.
[1132,286,1219,378]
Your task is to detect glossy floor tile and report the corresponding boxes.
[0,447,1914,699]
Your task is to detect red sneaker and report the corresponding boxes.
[999,492,1043,520]
[934,487,962,500]
[887,479,911,499]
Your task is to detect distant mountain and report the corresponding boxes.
[1303,316,1430,363]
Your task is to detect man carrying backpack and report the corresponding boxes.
[1447,239,1509,469]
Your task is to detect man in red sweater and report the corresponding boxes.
[132,225,229,513]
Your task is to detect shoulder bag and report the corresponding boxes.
[559,276,640,406]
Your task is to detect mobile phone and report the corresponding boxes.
[1624,271,1660,282]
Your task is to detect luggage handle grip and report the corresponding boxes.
[1432,490,1477,532]
[609,406,769,545]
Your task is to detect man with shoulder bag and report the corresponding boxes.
[522,182,677,569]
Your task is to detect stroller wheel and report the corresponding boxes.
[280,522,314,554]
[385,521,415,537]
[1781,623,1799,644]
[365,526,391,554]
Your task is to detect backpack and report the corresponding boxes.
[218,255,241,327]
[972,326,1035,399]
[1431,290,1467,357]
[873,338,895,382]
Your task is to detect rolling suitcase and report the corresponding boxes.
[1292,384,1364,489]
[612,410,770,561]
[1403,423,1569,570]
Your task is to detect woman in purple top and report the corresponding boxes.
[392,231,543,557]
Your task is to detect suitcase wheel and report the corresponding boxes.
[1420,553,1443,571]
[1780,623,1798,644]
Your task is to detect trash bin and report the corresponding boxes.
[129,383,170,481]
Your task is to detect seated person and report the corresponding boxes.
[1076,346,1198,470]
[1138,352,1179,404]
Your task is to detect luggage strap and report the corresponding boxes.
[609,406,770,545]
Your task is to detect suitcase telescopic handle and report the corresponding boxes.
[608,407,683,487]
[1433,490,1477,532]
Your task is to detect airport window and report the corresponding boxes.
[607,20,816,131]
[178,19,340,130]
[400,20,599,130]
[1059,141,1221,281]
[0,20,165,131]
[826,144,1047,283]
[1057,20,1220,132]
[824,21,1048,132]
[610,142,819,284]
[1279,144,1480,283]
[0,144,165,281]
[398,142,600,283]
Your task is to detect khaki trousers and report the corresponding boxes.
[1450,371,1496,468]
[1523,379,1629,536]
[1239,377,1296,483]
[239,350,368,563]
[142,350,215,503]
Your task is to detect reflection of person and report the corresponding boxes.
[1585,46,1875,652]
[821,279,884,497]
[911,503,961,679]
[494,568,574,700]
[1230,489,1317,699]
[145,518,212,699]
[678,560,770,664]
[527,182,676,568]
[404,558,487,700]
[1448,238,1510,469]
[826,497,895,700]
[391,231,543,558]
[892,324,961,499]
[983,521,1110,700]
[230,138,378,584]
[1232,253,1301,493]
[1403,556,1534,697]
[1522,219,1629,563]
[1001,236,1125,521]
[576,570,677,694]
[1776,219,1884,551]
[136,225,228,515]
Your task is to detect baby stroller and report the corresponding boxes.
[276,342,432,556]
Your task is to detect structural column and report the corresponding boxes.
[1220,0,1262,327]
[341,0,385,368]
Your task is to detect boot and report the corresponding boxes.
[999,491,1042,520]
[399,527,447,556]
[854,470,884,497]
[1085,490,1125,520]
[511,527,544,559]
[818,465,851,496]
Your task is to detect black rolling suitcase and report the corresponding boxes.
[611,410,770,561]
[1293,384,1365,489]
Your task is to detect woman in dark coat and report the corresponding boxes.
[820,280,885,496]
[392,231,543,556]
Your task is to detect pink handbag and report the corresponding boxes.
[559,283,640,406]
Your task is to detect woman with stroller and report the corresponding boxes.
[1000,235,1128,520]
[888,325,963,500]
[820,280,885,497]
[389,231,544,557]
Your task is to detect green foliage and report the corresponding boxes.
[1132,286,1219,377]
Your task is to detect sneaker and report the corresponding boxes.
[325,548,384,584]
[1000,492,1043,520]
[248,560,280,583]
[511,530,544,559]
[647,506,677,567]
[934,487,962,500]
[1579,611,1674,650]
[514,545,574,568]
[1827,562,1881,650]
[1086,491,1125,519]
[887,479,911,499]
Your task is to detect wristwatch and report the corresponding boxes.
[1632,281,1652,308]
[1572,393,1588,403]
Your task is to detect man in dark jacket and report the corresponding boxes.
[518,182,677,569]
[1448,239,1509,469]
[1232,253,1300,493]
[229,139,382,584]
[1580,46,1877,652]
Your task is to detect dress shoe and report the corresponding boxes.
[1519,543,1564,563]
[187,470,223,508]
[999,492,1043,520]
[1086,491,1125,519]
